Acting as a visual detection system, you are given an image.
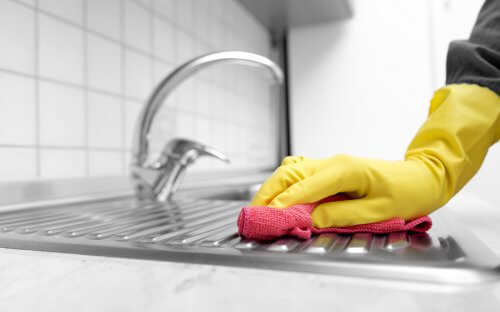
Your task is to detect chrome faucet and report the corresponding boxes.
[131,51,284,202]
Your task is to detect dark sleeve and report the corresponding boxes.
[446,0,500,95]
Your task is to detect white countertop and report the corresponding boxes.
[0,192,499,312]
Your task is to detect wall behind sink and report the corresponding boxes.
[288,0,500,204]
[0,0,278,181]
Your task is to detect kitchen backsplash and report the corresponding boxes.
[0,0,278,181]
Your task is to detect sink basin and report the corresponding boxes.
[0,183,499,287]
[184,184,261,201]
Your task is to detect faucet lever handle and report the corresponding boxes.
[197,145,230,163]
[163,138,230,166]
[147,138,230,201]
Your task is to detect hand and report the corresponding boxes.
[251,155,441,228]
[251,84,500,228]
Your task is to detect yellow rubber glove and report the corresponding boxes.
[251,84,500,228]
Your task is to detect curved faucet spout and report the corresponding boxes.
[132,51,284,167]
[130,51,284,202]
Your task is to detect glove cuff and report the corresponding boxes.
[428,84,500,142]
[405,83,500,204]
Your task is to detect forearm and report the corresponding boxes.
[446,0,500,95]
[403,0,500,204]
[405,84,499,206]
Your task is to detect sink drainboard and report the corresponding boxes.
[0,196,499,286]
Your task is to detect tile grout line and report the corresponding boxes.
[0,144,127,152]
[120,0,127,174]
[147,0,156,161]
[171,0,179,136]
[190,2,199,141]
[34,0,41,178]
[148,0,160,164]
[33,0,220,66]
[0,60,266,105]
[9,0,269,74]
[14,2,183,71]
[3,0,276,178]
[83,0,90,176]
[149,0,155,89]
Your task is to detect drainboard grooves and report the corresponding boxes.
[1,196,496,286]
[11,202,163,235]
[0,199,157,232]
[304,233,338,254]
[371,235,387,250]
[1,197,143,224]
[112,202,241,241]
[61,200,209,237]
[408,233,434,251]
[60,209,180,238]
[0,198,127,223]
[3,214,83,232]
[14,213,120,234]
[168,223,234,245]
[4,198,194,235]
[148,203,241,243]
[265,239,301,252]
[117,209,240,242]
[385,232,409,250]
[344,233,373,254]
[136,202,241,243]
[234,238,259,250]
[23,204,163,235]
[198,226,239,247]
[0,211,77,227]
[329,235,352,252]
[85,201,235,240]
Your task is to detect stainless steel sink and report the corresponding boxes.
[0,183,499,287]
[183,184,261,201]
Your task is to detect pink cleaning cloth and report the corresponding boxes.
[237,194,432,240]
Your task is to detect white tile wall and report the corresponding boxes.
[39,81,85,147]
[86,0,121,40]
[87,92,122,149]
[124,0,151,53]
[0,147,37,180]
[0,72,36,145]
[124,99,143,150]
[0,0,277,181]
[87,34,122,93]
[40,148,86,178]
[124,49,152,99]
[88,150,123,176]
[38,14,84,84]
[0,1,35,74]
[39,0,84,25]
[153,17,176,62]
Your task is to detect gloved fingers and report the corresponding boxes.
[268,158,366,208]
[310,197,394,228]
[280,156,312,166]
[250,162,312,207]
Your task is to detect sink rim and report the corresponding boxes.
[0,191,498,287]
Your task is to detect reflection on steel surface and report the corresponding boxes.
[0,189,499,286]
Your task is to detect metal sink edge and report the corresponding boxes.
[0,188,498,287]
